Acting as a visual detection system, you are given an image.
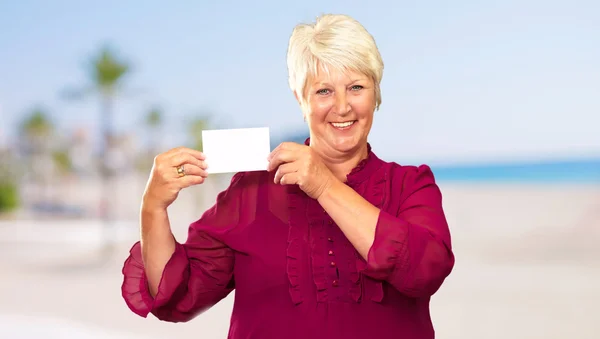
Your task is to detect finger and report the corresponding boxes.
[169,152,207,170]
[268,145,281,161]
[279,172,299,186]
[167,147,206,161]
[174,164,208,178]
[268,142,300,161]
[177,147,206,160]
[274,162,297,184]
[268,143,284,160]
[177,174,206,188]
[268,149,298,171]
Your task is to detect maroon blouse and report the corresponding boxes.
[121,143,455,339]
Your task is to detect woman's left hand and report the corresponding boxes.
[267,142,337,199]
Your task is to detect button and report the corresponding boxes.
[328,220,333,225]
[332,280,339,287]
[327,237,333,242]
[328,250,334,256]
[330,261,336,267]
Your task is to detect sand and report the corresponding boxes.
[1,182,599,338]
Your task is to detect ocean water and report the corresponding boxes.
[273,133,599,184]
[429,158,600,183]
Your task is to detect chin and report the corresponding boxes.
[328,136,362,153]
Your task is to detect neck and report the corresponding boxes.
[310,141,369,182]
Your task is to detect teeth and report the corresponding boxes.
[331,121,354,128]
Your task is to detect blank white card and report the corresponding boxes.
[201,127,270,174]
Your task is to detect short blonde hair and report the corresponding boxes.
[286,14,384,110]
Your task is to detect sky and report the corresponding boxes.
[0,0,599,165]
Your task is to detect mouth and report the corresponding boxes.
[330,120,356,130]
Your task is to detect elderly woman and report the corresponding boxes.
[121,14,455,339]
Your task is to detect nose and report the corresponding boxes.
[334,92,351,116]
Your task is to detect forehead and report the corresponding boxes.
[309,64,367,86]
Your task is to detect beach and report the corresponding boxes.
[3,1,599,337]
[1,181,599,339]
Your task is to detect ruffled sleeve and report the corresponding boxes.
[361,165,455,298]
[121,172,246,322]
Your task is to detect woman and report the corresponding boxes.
[122,14,455,339]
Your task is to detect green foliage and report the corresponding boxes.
[52,150,72,174]
[0,150,20,213]
[188,117,211,151]
[90,45,130,93]
[20,107,54,139]
[0,181,19,213]
[146,107,163,127]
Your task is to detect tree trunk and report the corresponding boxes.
[100,95,115,255]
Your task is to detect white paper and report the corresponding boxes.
[201,127,270,174]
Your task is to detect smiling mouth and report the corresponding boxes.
[330,121,356,129]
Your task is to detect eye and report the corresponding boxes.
[316,88,330,95]
[350,85,363,91]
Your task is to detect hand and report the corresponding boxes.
[142,147,209,211]
[267,142,337,199]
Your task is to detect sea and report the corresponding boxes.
[272,134,599,184]
[429,158,600,184]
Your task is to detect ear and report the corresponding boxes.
[293,91,301,105]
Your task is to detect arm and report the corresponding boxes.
[140,206,176,297]
[318,165,454,298]
[121,173,245,322]
[316,178,379,260]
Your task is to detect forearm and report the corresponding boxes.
[140,205,176,297]
[317,179,380,260]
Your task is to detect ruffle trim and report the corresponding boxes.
[121,241,188,316]
[286,141,388,304]
[302,137,375,187]
[121,241,154,317]
[306,199,329,302]
[345,143,374,186]
[356,168,388,302]
[286,185,305,305]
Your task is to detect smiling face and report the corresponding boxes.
[300,66,376,159]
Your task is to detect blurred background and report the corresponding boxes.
[1,1,599,338]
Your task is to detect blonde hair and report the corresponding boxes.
[286,14,384,110]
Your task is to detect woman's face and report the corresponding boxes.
[301,67,376,157]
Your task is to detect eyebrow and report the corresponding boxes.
[312,79,365,87]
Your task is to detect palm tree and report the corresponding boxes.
[19,108,55,205]
[61,45,131,252]
[187,115,214,207]
[0,147,19,215]
[135,106,164,174]
[145,106,163,156]
[188,117,210,152]
[20,108,54,153]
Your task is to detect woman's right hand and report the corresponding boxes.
[142,147,209,211]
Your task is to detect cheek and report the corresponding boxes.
[307,98,333,121]
[351,95,376,119]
